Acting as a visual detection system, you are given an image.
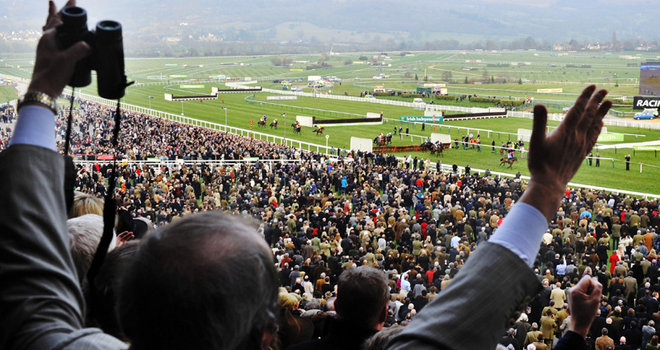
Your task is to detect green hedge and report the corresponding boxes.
[434,95,457,101]
[469,96,524,107]
[400,93,423,98]
[432,94,524,107]
[371,92,424,98]
[610,99,633,106]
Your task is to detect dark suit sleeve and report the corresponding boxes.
[0,145,122,349]
[554,331,588,350]
[388,242,542,350]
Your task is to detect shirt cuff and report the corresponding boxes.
[9,105,57,151]
[488,202,548,267]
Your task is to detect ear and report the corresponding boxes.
[260,329,275,350]
[374,304,388,331]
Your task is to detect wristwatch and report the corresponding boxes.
[17,91,59,115]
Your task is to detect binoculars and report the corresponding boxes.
[56,6,127,99]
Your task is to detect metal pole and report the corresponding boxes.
[181,101,184,115]
[223,107,228,132]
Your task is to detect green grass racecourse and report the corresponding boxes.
[115,83,660,195]
[2,50,660,194]
[0,85,17,103]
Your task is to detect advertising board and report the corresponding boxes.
[400,116,444,123]
[266,96,298,101]
[639,62,660,96]
[536,88,563,93]
[633,145,660,151]
[597,133,625,142]
[633,96,660,110]
[350,137,373,153]
[517,128,532,142]
[430,133,451,144]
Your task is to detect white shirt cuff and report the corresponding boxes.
[9,105,57,151]
[488,202,549,267]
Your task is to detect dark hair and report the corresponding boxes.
[91,240,139,340]
[118,212,278,350]
[335,266,389,328]
[362,325,404,350]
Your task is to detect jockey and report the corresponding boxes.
[261,115,267,122]
[507,151,515,160]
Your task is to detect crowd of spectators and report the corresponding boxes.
[3,96,660,349]
[0,4,625,349]
[0,103,16,149]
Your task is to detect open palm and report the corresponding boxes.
[521,85,611,221]
[528,85,612,192]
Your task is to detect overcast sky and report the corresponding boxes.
[2,0,659,43]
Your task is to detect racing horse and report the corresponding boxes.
[499,157,517,168]
[313,125,324,135]
[257,119,266,127]
[373,133,392,146]
[269,120,278,128]
[422,141,444,156]
[291,123,301,133]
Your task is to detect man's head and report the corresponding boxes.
[67,214,117,283]
[335,266,389,330]
[118,212,278,350]
[70,192,104,218]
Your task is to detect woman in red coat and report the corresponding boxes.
[609,251,620,275]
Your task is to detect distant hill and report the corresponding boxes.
[1,0,659,53]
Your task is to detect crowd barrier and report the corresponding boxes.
[373,145,423,154]
[507,110,660,130]
[74,158,303,167]
[229,82,498,113]
[314,116,382,125]
[443,111,507,120]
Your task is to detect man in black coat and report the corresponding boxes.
[289,267,389,350]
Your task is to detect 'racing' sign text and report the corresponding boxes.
[633,96,660,110]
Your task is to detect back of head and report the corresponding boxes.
[118,211,278,350]
[67,214,116,283]
[70,192,104,218]
[335,266,389,329]
[362,325,404,350]
[92,241,139,341]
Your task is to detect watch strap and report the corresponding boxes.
[18,90,59,115]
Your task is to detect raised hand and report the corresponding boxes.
[116,231,135,247]
[567,275,602,338]
[42,0,76,31]
[30,0,90,98]
[521,85,612,221]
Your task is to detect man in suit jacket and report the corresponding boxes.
[540,310,557,348]
[0,2,278,349]
[289,266,389,350]
[595,328,615,350]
